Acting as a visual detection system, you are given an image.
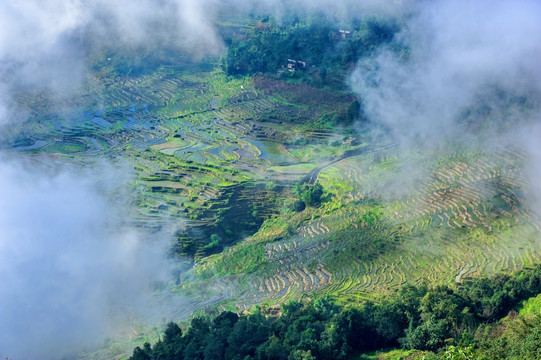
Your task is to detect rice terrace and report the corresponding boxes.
[2,1,541,359]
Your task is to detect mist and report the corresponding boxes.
[0,0,407,127]
[350,0,541,144]
[0,157,180,359]
[0,1,242,357]
[4,0,541,358]
[348,0,541,201]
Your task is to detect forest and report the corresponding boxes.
[224,15,399,76]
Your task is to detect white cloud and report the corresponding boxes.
[0,158,176,359]
[350,0,541,145]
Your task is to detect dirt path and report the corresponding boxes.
[307,142,399,185]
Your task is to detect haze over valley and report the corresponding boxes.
[1,1,541,359]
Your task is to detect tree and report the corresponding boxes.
[441,345,476,360]
[289,349,315,360]
[293,199,306,212]
[184,317,211,360]
[294,182,324,207]
[131,345,151,360]
[226,313,271,359]
[204,312,239,360]
[164,322,183,343]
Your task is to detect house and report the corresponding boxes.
[339,29,352,39]
[332,29,353,40]
[287,59,308,71]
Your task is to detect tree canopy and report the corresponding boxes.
[224,16,399,76]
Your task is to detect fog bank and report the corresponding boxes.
[350,0,541,146]
[0,158,178,359]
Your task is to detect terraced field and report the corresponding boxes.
[3,62,364,258]
[187,143,541,309]
[83,140,541,358]
[5,51,541,332]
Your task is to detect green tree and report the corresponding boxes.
[441,345,476,360]
[131,345,151,360]
[184,317,211,360]
[294,182,324,207]
[289,349,315,360]
[204,312,239,360]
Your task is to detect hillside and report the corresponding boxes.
[2,3,541,359]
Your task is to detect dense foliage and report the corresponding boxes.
[293,182,324,209]
[130,265,541,360]
[475,314,541,360]
[224,16,399,76]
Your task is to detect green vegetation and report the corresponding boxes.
[130,265,541,360]
[7,9,541,360]
[294,182,325,208]
[207,243,266,275]
[225,16,399,77]
[519,293,541,316]
[474,315,541,360]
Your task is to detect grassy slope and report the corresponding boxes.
[187,141,541,308]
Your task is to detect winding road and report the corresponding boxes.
[306,142,400,185]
